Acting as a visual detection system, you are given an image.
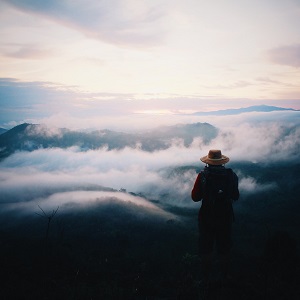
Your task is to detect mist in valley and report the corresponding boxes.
[0,110,299,299]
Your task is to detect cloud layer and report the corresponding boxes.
[4,0,166,47]
[1,77,300,130]
[1,112,299,218]
[2,1,300,99]
[268,44,300,68]
[2,190,173,218]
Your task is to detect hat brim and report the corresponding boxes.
[200,155,230,165]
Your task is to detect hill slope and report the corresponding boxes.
[0,122,217,160]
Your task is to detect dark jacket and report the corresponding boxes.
[191,165,239,222]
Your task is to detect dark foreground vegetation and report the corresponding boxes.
[0,197,299,300]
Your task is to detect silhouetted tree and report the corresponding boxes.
[35,205,59,246]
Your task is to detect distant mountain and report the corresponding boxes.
[192,105,298,116]
[0,122,217,160]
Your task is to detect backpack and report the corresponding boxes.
[200,167,234,219]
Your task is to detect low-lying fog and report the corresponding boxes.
[1,110,299,221]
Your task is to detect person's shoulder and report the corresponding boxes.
[226,168,239,180]
[225,167,238,176]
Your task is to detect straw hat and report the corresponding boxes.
[200,149,229,165]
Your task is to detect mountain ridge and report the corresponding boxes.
[0,128,7,135]
[0,122,217,160]
[191,104,298,116]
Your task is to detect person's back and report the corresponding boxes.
[191,150,239,281]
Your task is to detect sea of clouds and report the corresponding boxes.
[0,111,299,218]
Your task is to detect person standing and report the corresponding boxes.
[191,149,239,281]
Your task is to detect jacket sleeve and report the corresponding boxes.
[191,173,203,202]
[231,172,239,201]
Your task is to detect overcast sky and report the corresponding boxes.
[1,0,300,128]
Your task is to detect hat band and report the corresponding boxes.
[208,157,224,161]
